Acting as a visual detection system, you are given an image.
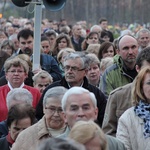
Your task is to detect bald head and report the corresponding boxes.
[117,35,139,69]
[118,35,138,50]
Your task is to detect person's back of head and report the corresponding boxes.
[100,57,113,75]
[136,46,150,69]
[33,70,53,85]
[38,138,86,150]
[6,88,33,110]
[57,48,75,64]
[86,44,100,57]
[69,120,107,150]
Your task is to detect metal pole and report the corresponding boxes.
[32,1,42,71]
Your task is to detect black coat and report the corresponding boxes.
[36,77,107,127]
[0,137,10,150]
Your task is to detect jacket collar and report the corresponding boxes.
[37,117,49,139]
[60,76,89,89]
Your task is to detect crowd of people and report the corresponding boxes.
[0,15,150,150]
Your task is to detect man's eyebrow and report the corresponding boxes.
[70,104,78,107]
[82,104,91,108]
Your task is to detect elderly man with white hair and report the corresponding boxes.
[59,86,126,150]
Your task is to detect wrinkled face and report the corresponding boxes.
[138,32,150,48]
[34,77,51,94]
[86,64,100,86]
[41,40,51,54]
[143,73,150,103]
[84,135,101,150]
[19,36,33,56]
[5,66,27,88]
[43,97,65,129]
[64,58,86,87]
[87,34,99,44]
[73,25,82,36]
[58,38,67,50]
[118,36,138,65]
[9,117,31,141]
[102,45,115,58]
[100,21,108,30]
[64,93,98,128]
[12,39,19,50]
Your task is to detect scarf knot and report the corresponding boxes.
[134,100,150,138]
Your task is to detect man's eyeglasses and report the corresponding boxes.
[63,65,85,72]
[7,70,25,74]
[45,106,63,114]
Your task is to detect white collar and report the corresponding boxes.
[8,81,25,90]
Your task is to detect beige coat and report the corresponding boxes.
[102,83,133,136]
[116,107,150,150]
[12,117,50,150]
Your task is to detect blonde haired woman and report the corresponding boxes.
[117,66,150,150]
[69,120,107,150]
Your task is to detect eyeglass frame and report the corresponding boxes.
[7,70,25,74]
[45,106,63,114]
[63,65,85,72]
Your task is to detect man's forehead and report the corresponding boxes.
[66,93,93,105]
[64,58,82,64]
[119,36,137,47]
[19,36,33,41]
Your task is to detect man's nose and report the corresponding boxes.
[77,108,85,116]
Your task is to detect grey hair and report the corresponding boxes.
[86,53,100,68]
[100,57,113,71]
[38,138,86,150]
[32,70,53,84]
[43,86,68,106]
[6,88,33,110]
[90,25,102,32]
[64,52,88,69]
[9,33,18,41]
[136,28,150,39]
[62,87,97,111]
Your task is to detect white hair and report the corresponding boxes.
[43,86,68,106]
[61,87,97,111]
[6,88,33,110]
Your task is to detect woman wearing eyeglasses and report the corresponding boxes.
[12,86,68,150]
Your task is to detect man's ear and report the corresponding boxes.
[62,112,68,124]
[85,69,88,74]
[116,49,120,54]
[94,107,98,120]
[135,65,140,73]
[43,107,46,115]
